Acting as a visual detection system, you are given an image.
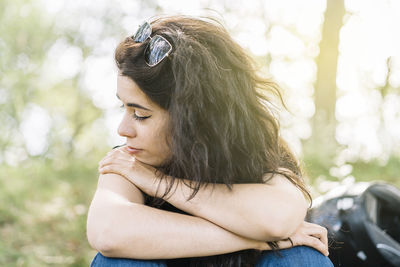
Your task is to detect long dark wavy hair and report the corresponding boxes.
[115,15,311,267]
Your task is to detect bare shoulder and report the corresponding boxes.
[96,173,145,204]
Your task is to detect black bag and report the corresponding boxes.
[307,182,400,267]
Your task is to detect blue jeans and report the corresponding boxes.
[90,246,334,266]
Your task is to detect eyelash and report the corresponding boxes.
[133,113,151,121]
[120,104,151,121]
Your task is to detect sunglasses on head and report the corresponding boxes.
[131,21,173,67]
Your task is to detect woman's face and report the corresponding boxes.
[117,74,172,167]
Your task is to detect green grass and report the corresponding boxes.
[0,158,98,266]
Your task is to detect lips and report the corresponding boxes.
[126,146,142,154]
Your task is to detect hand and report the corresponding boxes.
[262,221,329,256]
[98,147,163,197]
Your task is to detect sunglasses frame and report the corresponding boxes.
[132,22,172,67]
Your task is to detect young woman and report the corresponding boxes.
[87,15,334,266]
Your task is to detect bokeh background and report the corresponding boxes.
[1,0,399,265]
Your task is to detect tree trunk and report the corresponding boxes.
[310,0,345,163]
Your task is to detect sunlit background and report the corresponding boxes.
[1,0,399,265]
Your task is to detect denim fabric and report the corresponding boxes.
[90,246,334,267]
[90,253,167,267]
[255,246,334,267]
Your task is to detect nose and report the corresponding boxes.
[118,113,137,138]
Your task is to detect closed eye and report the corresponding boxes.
[120,104,151,121]
[133,113,151,121]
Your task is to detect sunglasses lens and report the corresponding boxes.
[145,35,172,66]
[133,22,151,43]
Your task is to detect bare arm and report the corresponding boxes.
[87,173,269,259]
[98,148,309,241]
[138,173,308,241]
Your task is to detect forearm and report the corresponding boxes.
[87,188,267,259]
[98,147,307,241]
[140,174,308,241]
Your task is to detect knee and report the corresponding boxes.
[287,246,334,267]
[90,252,167,267]
[257,246,334,267]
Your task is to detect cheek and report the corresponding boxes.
[151,122,172,155]
[137,120,169,149]
[155,126,171,152]
[139,127,171,167]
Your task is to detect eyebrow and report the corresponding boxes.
[116,94,152,111]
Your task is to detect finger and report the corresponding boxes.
[118,146,133,155]
[301,222,328,242]
[116,150,136,162]
[317,226,329,250]
[99,153,135,167]
[272,240,290,250]
[99,156,112,167]
[99,164,128,178]
[99,158,134,172]
[303,225,329,251]
[106,150,116,156]
[110,146,134,158]
[275,238,295,250]
[99,164,115,174]
[99,155,115,168]
[106,147,129,158]
[303,235,329,256]
[303,221,322,229]
[102,153,117,165]
[309,233,328,254]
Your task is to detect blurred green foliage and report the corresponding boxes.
[0,159,98,266]
[304,153,400,188]
[0,0,109,265]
